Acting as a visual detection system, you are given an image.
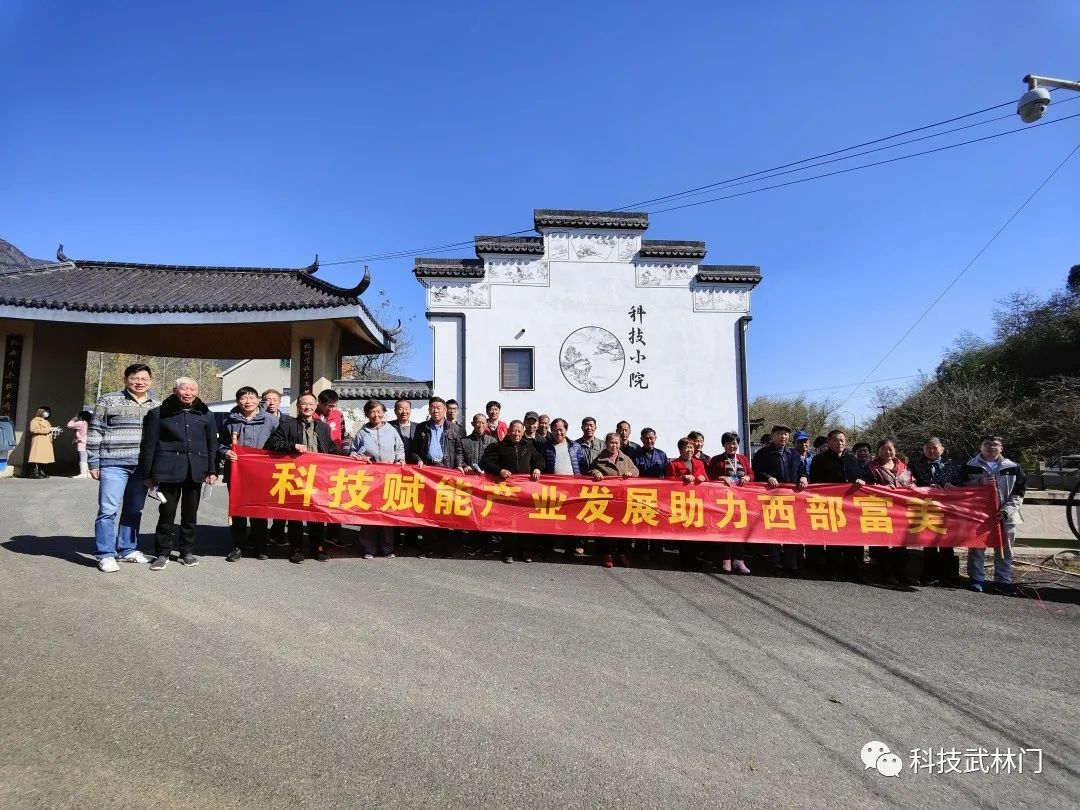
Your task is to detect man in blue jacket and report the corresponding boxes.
[752,425,809,574]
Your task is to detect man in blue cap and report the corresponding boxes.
[793,431,813,478]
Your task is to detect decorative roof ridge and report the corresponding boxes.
[58,243,321,276]
[533,209,649,230]
[473,235,544,256]
[413,257,486,279]
[695,265,763,286]
[639,239,708,259]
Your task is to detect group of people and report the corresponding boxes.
[83,364,1025,595]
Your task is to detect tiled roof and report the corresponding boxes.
[0,250,373,314]
[533,209,649,230]
[639,240,707,259]
[333,378,433,400]
[473,235,544,255]
[695,265,762,285]
[413,258,485,279]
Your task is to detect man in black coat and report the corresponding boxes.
[139,378,220,570]
[264,392,347,564]
[412,396,463,557]
[480,419,543,564]
[808,429,867,580]
[751,425,808,574]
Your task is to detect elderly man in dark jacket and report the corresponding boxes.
[413,396,463,557]
[264,392,346,564]
[480,419,543,564]
[752,424,808,574]
[139,378,219,570]
[220,385,279,563]
[809,429,867,581]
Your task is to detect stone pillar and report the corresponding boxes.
[4,321,88,475]
[289,321,342,414]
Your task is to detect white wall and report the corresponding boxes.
[425,230,754,456]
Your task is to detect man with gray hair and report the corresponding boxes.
[140,378,219,570]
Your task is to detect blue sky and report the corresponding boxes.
[2,1,1078,421]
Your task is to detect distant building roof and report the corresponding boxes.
[0,246,371,314]
[332,378,433,401]
[533,209,649,230]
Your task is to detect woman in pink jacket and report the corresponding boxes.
[67,410,92,478]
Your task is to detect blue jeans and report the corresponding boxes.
[968,525,1014,584]
[94,465,148,559]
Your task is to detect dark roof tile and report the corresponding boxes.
[533,209,648,230]
[473,235,544,255]
[639,240,707,259]
[0,256,372,314]
[413,258,485,279]
[695,265,762,285]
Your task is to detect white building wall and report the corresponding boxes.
[425,228,755,455]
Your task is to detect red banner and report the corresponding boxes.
[228,447,1002,548]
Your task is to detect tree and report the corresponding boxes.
[340,289,417,380]
[748,394,857,443]
[84,353,225,405]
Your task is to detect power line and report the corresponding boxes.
[833,137,1080,413]
[647,112,1080,215]
[757,374,923,398]
[321,94,1062,267]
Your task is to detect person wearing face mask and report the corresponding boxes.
[67,410,93,478]
[26,405,55,479]
[139,378,220,570]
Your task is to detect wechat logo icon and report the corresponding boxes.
[861,741,903,777]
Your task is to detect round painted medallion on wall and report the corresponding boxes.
[559,327,626,393]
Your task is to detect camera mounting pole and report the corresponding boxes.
[1024,74,1080,93]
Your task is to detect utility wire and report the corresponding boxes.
[833,138,1080,413]
[648,112,1080,215]
[759,374,922,398]
[321,94,1057,267]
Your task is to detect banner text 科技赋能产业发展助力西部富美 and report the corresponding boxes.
[227,447,1003,548]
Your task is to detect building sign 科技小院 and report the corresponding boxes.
[627,305,648,390]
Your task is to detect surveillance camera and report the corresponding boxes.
[1017,87,1051,123]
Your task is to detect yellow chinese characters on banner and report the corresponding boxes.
[234,448,993,547]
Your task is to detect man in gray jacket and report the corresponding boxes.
[958,435,1026,595]
[221,386,279,562]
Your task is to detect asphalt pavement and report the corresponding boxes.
[1,476,1078,808]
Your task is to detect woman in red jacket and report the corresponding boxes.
[706,432,754,574]
[667,437,708,569]
[864,439,915,586]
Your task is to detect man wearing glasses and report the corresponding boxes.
[86,363,160,572]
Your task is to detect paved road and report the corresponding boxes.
[1,476,1078,808]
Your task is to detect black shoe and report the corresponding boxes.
[226,548,242,562]
[289,552,305,564]
[990,582,1018,597]
[314,552,330,562]
[256,553,269,561]
[503,555,513,564]
[149,555,168,571]
[180,553,199,567]
[523,557,533,563]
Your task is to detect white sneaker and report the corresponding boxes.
[98,557,120,573]
[119,550,152,564]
